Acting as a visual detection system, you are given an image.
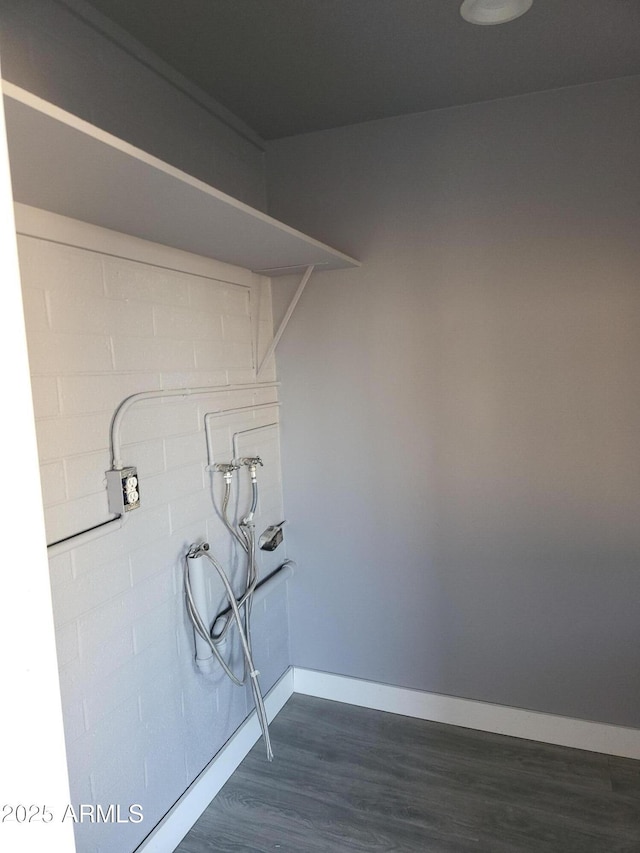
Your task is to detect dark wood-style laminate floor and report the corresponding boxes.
[174,694,640,853]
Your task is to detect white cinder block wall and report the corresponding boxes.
[1,6,287,849]
[17,205,290,853]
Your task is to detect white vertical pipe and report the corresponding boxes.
[187,556,216,673]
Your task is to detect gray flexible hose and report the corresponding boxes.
[185,469,273,760]
[199,549,273,761]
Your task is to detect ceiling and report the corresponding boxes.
[83,0,640,140]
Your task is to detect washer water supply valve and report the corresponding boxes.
[259,521,286,552]
[213,462,239,485]
[106,466,140,514]
[233,456,263,484]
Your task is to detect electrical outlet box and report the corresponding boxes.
[106,467,140,514]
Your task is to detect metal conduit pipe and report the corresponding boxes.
[110,381,280,470]
[48,383,280,555]
[47,514,128,559]
[204,404,281,468]
[232,422,279,462]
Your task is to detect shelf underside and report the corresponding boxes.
[3,85,359,276]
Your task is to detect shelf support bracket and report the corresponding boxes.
[257,264,315,379]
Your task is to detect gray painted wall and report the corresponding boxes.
[267,75,640,728]
[0,0,267,208]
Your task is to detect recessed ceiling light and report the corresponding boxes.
[460,0,533,26]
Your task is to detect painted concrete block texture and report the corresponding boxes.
[17,218,289,853]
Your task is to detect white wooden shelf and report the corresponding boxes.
[2,82,359,276]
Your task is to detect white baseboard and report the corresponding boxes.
[293,667,640,760]
[136,665,640,852]
[135,667,294,853]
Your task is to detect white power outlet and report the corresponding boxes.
[106,466,140,514]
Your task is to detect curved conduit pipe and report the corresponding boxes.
[232,422,279,462]
[110,382,279,470]
[204,403,281,469]
[47,382,279,557]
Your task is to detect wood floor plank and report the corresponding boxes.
[609,756,640,798]
[241,726,640,838]
[271,697,612,792]
[174,694,640,853]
